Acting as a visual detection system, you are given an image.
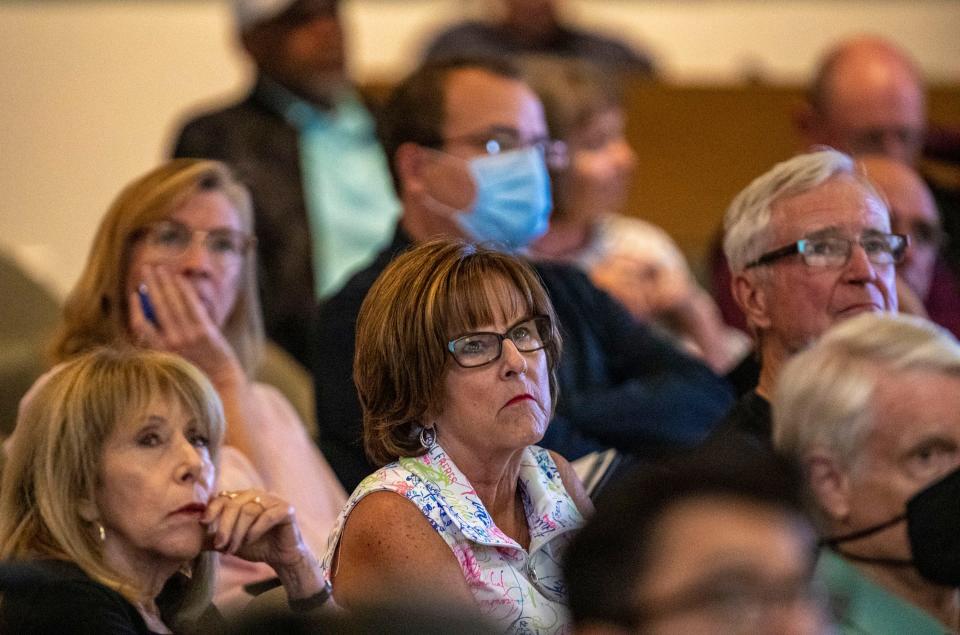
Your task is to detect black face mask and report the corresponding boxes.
[821,466,960,587]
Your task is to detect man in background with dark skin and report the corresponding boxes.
[172,0,398,368]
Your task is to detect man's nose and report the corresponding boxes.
[843,242,879,281]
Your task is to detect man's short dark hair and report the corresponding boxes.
[377,56,522,194]
[564,442,810,627]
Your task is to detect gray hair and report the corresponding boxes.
[773,313,960,472]
[723,148,883,272]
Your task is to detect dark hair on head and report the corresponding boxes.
[563,441,812,627]
[377,56,523,194]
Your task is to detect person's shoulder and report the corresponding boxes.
[531,258,593,289]
[173,90,277,154]
[0,561,146,633]
[559,26,656,73]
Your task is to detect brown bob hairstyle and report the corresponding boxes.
[354,238,562,466]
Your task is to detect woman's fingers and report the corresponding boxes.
[227,500,261,555]
[210,491,244,550]
[203,490,298,558]
[149,267,192,334]
[244,503,296,546]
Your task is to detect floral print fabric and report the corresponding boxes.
[322,444,584,633]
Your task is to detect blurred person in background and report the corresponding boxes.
[857,155,960,337]
[523,57,749,374]
[424,0,656,78]
[172,0,399,368]
[565,443,827,634]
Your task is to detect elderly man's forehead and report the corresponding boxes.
[770,176,890,232]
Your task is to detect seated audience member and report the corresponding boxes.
[773,312,960,633]
[423,0,655,77]
[710,148,900,447]
[796,36,925,165]
[172,0,399,367]
[0,347,328,633]
[858,155,960,337]
[314,56,733,491]
[46,159,345,608]
[523,57,749,374]
[564,444,827,634]
[322,239,592,632]
[712,36,960,334]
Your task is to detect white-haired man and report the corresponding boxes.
[172,0,399,367]
[774,312,960,633]
[711,148,902,445]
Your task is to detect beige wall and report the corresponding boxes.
[1,0,957,298]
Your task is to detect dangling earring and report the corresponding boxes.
[419,425,437,450]
[97,522,106,543]
[178,562,193,579]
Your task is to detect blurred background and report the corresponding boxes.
[1,0,958,298]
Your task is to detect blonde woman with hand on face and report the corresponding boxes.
[0,348,328,634]
[44,159,345,611]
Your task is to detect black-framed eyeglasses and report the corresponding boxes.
[447,315,551,368]
[138,220,255,263]
[744,233,908,269]
[441,128,568,170]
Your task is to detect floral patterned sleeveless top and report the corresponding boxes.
[322,443,584,634]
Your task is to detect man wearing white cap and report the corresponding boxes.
[172,0,399,368]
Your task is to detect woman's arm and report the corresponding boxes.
[548,450,595,517]
[331,491,475,609]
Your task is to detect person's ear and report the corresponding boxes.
[732,271,772,331]
[395,142,429,198]
[78,498,99,523]
[805,449,851,522]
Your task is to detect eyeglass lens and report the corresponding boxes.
[449,317,548,368]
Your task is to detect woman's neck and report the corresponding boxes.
[101,542,180,617]
[439,440,530,548]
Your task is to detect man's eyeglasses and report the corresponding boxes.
[745,233,908,269]
[138,221,254,264]
[442,130,568,170]
[447,316,551,368]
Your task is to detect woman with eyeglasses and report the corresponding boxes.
[322,239,592,633]
[43,159,345,610]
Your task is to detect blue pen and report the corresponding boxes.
[137,284,159,327]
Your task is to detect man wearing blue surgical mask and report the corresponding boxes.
[774,312,960,634]
[314,57,733,491]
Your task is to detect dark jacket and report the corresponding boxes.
[172,78,316,367]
